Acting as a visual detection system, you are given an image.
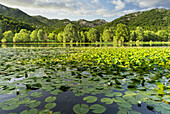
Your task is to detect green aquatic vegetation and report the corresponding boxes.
[45,96,56,103]
[83,96,97,103]
[0,47,169,113]
[45,103,56,109]
[101,98,113,104]
[30,91,43,98]
[90,104,106,113]
[73,104,89,114]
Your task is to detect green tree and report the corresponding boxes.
[80,31,87,42]
[30,30,38,42]
[57,32,63,43]
[37,29,45,41]
[63,23,78,42]
[19,29,30,42]
[156,30,168,41]
[87,28,99,42]
[116,24,130,43]
[136,27,144,41]
[3,30,14,42]
[102,29,112,42]
[13,33,21,43]
[144,30,157,41]
[48,32,56,41]
[130,31,137,41]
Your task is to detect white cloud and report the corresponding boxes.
[125,0,170,8]
[112,0,125,10]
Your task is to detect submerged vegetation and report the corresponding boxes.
[0,47,169,113]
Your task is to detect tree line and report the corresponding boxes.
[0,22,169,43]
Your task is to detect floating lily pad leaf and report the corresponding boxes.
[18,98,30,104]
[17,93,28,98]
[2,103,20,111]
[155,106,170,114]
[26,83,42,90]
[30,92,42,98]
[112,97,126,103]
[128,110,141,114]
[123,95,138,105]
[42,86,55,92]
[90,104,106,113]
[135,94,148,102]
[83,96,97,103]
[6,98,19,103]
[50,89,62,95]
[149,96,162,101]
[73,104,89,114]
[160,103,170,111]
[136,87,146,91]
[117,110,128,114]
[117,102,132,109]
[9,113,17,114]
[39,109,52,114]
[29,108,38,114]
[125,91,136,96]
[45,96,56,103]
[20,110,28,114]
[45,103,56,109]
[101,98,113,104]
[105,92,122,97]
[28,101,41,108]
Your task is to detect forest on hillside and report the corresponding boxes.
[0,8,169,43]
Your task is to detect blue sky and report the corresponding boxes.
[0,0,169,22]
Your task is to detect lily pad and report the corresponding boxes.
[45,103,56,109]
[83,96,97,103]
[101,98,113,104]
[45,96,56,103]
[30,92,42,98]
[73,104,89,114]
[29,108,38,114]
[27,101,41,108]
[90,104,106,113]
[2,103,20,111]
[20,110,28,114]
[50,89,62,95]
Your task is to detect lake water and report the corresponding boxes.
[0,43,170,48]
[0,45,169,114]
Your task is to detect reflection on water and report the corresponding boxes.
[0,43,170,48]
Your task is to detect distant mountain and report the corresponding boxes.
[0,4,45,27]
[97,8,170,32]
[0,14,34,33]
[0,4,108,28]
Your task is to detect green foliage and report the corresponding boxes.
[30,30,38,42]
[3,30,14,42]
[87,28,99,42]
[13,29,30,43]
[37,29,45,41]
[57,32,63,43]
[48,32,57,41]
[0,14,34,33]
[116,24,130,43]
[136,27,144,41]
[64,23,78,42]
[156,30,168,41]
[102,28,113,42]
[101,8,170,32]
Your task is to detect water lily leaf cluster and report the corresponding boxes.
[0,47,169,114]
